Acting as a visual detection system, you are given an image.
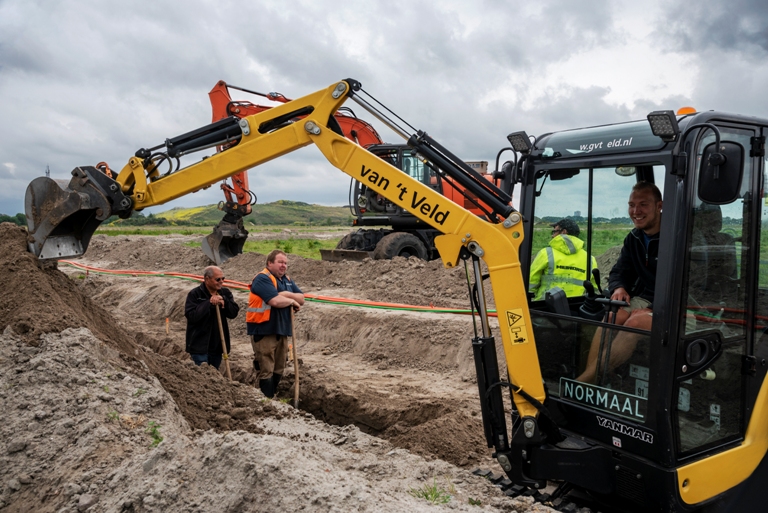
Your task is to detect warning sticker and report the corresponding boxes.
[506,309,529,345]
[507,311,523,326]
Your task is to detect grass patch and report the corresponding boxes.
[185,237,341,260]
[146,421,163,447]
[96,226,212,236]
[408,479,452,505]
[106,409,119,423]
[530,223,632,261]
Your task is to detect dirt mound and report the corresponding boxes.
[0,223,135,353]
[1,327,521,512]
[0,225,291,436]
[84,234,210,272]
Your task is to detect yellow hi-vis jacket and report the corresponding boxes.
[529,234,598,301]
[246,268,277,324]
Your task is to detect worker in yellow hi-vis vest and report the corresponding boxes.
[529,218,598,301]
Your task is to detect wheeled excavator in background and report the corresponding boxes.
[205,80,500,264]
[24,79,767,512]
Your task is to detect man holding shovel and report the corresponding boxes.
[247,250,304,398]
[185,266,240,370]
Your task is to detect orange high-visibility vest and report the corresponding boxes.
[246,269,277,324]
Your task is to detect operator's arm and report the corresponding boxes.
[528,248,548,300]
[220,288,240,320]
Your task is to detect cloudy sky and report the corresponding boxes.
[1,0,767,217]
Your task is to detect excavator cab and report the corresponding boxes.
[504,113,768,511]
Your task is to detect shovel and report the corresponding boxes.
[291,308,300,408]
[215,298,232,381]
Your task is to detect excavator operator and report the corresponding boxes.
[577,181,662,383]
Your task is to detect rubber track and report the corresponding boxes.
[471,468,600,512]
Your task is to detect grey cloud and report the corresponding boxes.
[478,0,620,70]
[2,0,766,219]
[658,0,768,54]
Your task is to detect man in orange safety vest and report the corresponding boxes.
[246,249,305,398]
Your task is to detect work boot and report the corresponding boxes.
[271,373,282,394]
[259,378,274,398]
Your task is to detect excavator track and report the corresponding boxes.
[471,469,601,513]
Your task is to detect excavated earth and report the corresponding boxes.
[0,223,559,513]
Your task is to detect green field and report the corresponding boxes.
[95,224,350,237]
[185,237,341,260]
[530,223,633,260]
[95,226,213,236]
[106,200,355,227]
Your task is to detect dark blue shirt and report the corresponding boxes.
[246,272,303,337]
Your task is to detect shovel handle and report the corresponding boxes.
[215,298,232,381]
[291,308,299,408]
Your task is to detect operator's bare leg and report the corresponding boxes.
[577,308,651,383]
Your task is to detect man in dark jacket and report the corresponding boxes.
[577,182,661,383]
[185,265,240,369]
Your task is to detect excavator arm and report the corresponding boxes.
[25,79,551,486]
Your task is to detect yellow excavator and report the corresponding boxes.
[24,79,767,512]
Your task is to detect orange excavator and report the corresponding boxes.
[203,81,506,264]
[202,81,386,263]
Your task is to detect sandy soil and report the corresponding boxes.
[0,224,554,513]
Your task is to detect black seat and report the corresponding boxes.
[690,204,737,304]
[544,286,571,316]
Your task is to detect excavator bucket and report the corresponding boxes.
[201,218,249,265]
[25,167,129,260]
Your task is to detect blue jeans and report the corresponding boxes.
[190,353,222,369]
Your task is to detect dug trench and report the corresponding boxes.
[2,223,547,512]
[63,233,506,469]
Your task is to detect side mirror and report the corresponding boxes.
[698,141,744,205]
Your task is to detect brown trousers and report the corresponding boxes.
[251,334,287,380]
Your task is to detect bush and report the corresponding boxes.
[107,212,170,226]
[0,213,26,225]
